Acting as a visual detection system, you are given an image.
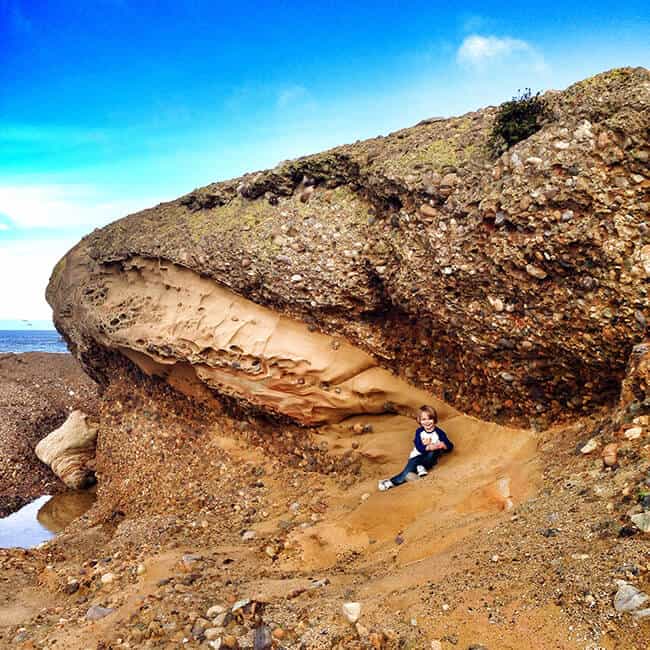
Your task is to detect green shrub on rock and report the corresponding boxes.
[489,88,548,157]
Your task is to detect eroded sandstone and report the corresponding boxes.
[35,410,98,489]
[46,253,453,425]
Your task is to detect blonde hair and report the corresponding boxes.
[417,405,438,424]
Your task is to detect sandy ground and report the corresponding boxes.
[0,355,649,649]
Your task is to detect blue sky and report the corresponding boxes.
[0,0,648,328]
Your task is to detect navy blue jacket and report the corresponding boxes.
[413,426,454,455]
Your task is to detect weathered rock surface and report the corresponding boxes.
[47,67,649,425]
[35,410,98,489]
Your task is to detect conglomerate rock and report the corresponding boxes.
[47,67,649,426]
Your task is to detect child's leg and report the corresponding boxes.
[390,457,420,485]
[421,450,444,470]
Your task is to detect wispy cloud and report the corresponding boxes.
[0,237,79,320]
[458,35,530,64]
[224,82,315,115]
[0,184,168,320]
[0,212,12,231]
[457,34,549,73]
[0,184,163,230]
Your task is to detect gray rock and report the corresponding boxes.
[631,512,650,532]
[231,598,251,612]
[253,624,272,649]
[85,605,116,621]
[614,580,649,613]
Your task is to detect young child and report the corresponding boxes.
[378,405,453,491]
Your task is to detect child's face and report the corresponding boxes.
[419,413,436,431]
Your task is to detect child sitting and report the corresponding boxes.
[378,405,453,491]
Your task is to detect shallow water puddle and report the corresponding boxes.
[0,490,96,548]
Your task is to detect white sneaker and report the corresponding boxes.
[416,465,427,477]
[378,479,394,491]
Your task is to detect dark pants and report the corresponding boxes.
[390,450,444,486]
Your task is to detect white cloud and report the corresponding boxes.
[458,35,530,64]
[0,238,79,320]
[0,184,162,229]
[456,34,549,74]
[0,184,170,319]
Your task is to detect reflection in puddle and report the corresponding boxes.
[0,489,96,549]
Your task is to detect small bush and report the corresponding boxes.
[489,88,547,157]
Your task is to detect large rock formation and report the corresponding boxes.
[47,68,649,426]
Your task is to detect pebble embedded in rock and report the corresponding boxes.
[614,580,649,612]
[580,439,599,454]
[342,601,361,623]
[205,628,222,641]
[623,427,643,440]
[631,512,650,533]
[207,604,226,618]
[525,264,547,280]
[601,443,618,467]
[253,624,272,650]
[231,598,251,612]
[85,605,116,621]
[488,296,504,312]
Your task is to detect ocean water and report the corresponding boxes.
[0,330,68,354]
